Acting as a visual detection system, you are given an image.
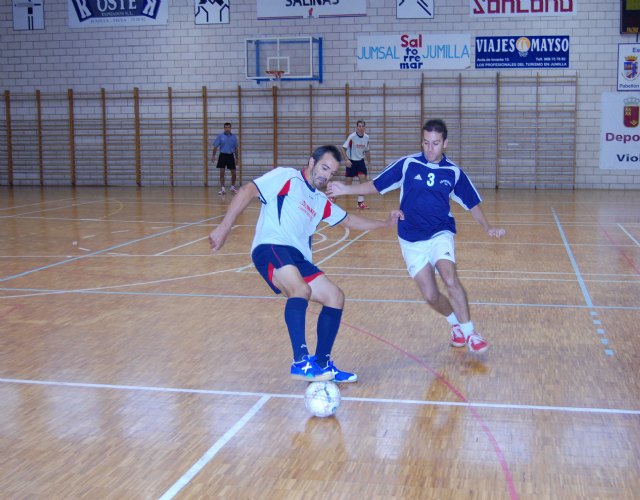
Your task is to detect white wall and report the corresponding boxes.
[1,0,639,188]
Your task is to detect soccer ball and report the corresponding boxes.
[304,381,341,418]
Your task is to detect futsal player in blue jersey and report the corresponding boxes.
[209,145,403,382]
[327,119,505,353]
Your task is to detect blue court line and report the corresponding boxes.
[0,215,221,283]
[552,208,594,308]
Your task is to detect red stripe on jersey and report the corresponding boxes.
[278,179,291,196]
[322,200,332,220]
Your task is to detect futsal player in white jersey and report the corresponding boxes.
[328,120,506,354]
[342,120,371,209]
[209,145,403,382]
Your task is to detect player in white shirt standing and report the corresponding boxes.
[342,120,371,209]
[209,145,403,382]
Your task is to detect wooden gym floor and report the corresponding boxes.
[1,186,639,499]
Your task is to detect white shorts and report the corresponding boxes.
[399,231,456,278]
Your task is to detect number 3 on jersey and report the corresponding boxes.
[426,172,435,187]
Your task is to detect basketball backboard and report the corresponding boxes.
[245,36,323,83]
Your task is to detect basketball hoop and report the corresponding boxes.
[265,70,285,84]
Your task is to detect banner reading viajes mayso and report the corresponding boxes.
[357,34,471,71]
[470,0,575,16]
[68,0,168,28]
[600,92,640,170]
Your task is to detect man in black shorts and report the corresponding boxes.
[211,122,239,195]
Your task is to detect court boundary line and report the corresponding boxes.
[0,215,224,283]
[2,286,640,311]
[158,395,270,500]
[1,377,638,415]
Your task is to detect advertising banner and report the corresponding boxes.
[470,0,575,17]
[357,33,471,71]
[257,0,366,20]
[600,92,640,170]
[475,36,570,69]
[618,44,640,91]
[68,0,168,28]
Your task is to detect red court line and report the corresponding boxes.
[340,318,519,500]
[601,227,640,276]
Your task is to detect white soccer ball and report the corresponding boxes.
[304,381,341,418]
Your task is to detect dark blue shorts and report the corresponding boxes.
[251,244,323,294]
[346,159,367,178]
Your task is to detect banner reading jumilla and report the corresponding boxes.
[68,0,168,28]
[357,33,471,71]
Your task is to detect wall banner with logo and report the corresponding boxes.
[68,0,168,28]
[475,36,569,69]
[470,0,575,17]
[600,92,640,170]
[257,0,366,20]
[357,33,470,71]
[618,44,640,91]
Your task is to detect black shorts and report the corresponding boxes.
[251,244,323,294]
[346,159,367,178]
[216,152,236,170]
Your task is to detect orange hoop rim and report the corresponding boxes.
[265,70,285,80]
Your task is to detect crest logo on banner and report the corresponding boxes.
[624,97,640,128]
[623,56,639,82]
[195,0,229,24]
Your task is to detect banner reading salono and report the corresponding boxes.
[257,0,366,20]
[470,0,575,17]
[68,0,168,28]
[357,34,471,71]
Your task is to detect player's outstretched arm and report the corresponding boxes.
[470,205,506,238]
[327,179,378,197]
[209,182,259,253]
[340,209,404,231]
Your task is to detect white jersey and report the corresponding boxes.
[343,132,370,161]
[251,167,347,262]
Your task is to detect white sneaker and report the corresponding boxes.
[218,187,226,195]
[230,186,237,193]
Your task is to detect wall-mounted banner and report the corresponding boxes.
[13,0,44,30]
[600,92,640,170]
[397,0,433,19]
[470,0,575,17]
[195,0,229,24]
[357,34,471,71]
[68,0,168,28]
[618,44,640,91]
[257,0,366,20]
[475,36,570,69]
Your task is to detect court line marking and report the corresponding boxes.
[0,197,77,211]
[316,230,368,265]
[1,377,637,415]
[552,208,593,308]
[0,215,224,283]
[154,236,209,256]
[0,199,106,218]
[618,223,640,247]
[2,287,640,311]
[158,396,270,500]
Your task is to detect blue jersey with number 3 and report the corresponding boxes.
[373,152,482,242]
